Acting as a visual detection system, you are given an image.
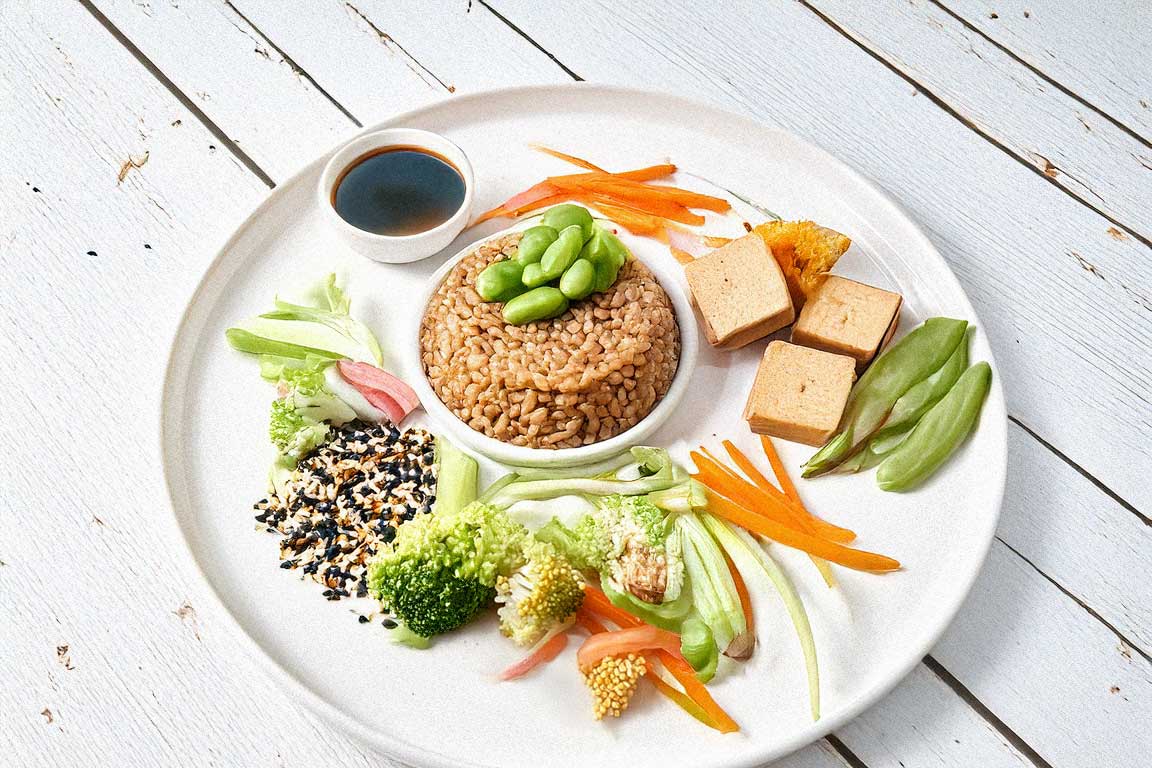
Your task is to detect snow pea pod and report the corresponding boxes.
[514,225,558,266]
[876,361,992,491]
[870,329,970,444]
[802,317,969,477]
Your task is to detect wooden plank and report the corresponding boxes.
[943,0,1152,141]
[0,4,381,766]
[230,0,571,122]
[484,0,1152,522]
[807,0,1152,242]
[933,542,1152,767]
[88,0,359,179]
[838,665,1031,768]
[1000,422,1152,652]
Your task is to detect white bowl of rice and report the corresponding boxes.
[410,223,698,467]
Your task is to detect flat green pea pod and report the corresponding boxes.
[679,616,719,683]
[876,361,992,491]
[474,259,527,302]
[559,258,596,300]
[540,204,594,241]
[521,262,550,288]
[838,330,971,474]
[502,286,569,325]
[539,224,585,280]
[803,317,969,478]
[515,225,558,266]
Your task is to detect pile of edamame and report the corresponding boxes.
[475,204,630,325]
[802,317,992,491]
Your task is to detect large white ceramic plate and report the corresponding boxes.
[161,85,1006,768]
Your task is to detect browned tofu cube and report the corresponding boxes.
[685,234,794,349]
[791,275,902,368]
[743,341,856,446]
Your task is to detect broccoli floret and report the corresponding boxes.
[536,515,612,572]
[496,540,585,647]
[367,502,529,639]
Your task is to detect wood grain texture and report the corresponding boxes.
[0,3,379,766]
[943,0,1152,141]
[485,0,1152,526]
[4,0,1150,766]
[808,0,1152,242]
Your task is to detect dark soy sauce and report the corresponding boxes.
[332,146,465,236]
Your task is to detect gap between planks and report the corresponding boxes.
[797,0,1152,250]
[930,0,1152,151]
[71,3,1144,765]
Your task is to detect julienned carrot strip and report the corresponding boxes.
[705,489,900,572]
[574,191,704,226]
[529,144,606,172]
[654,649,740,733]
[548,164,678,184]
[760,436,801,502]
[723,550,754,641]
[720,441,837,587]
[692,450,856,544]
[579,177,731,212]
[582,585,642,628]
[584,200,668,237]
[576,606,723,731]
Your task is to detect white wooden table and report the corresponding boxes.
[3,1,1149,766]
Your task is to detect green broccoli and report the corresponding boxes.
[495,540,585,647]
[367,501,529,639]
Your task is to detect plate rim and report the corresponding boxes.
[159,81,1007,768]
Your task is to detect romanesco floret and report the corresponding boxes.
[536,514,612,572]
[495,540,585,647]
[367,502,529,639]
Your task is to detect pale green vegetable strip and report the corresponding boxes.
[677,513,745,652]
[703,515,820,721]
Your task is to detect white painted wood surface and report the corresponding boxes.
[2,1,1149,767]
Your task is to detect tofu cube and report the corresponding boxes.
[685,234,794,349]
[791,275,902,368]
[743,341,856,446]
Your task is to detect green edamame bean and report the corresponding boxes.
[593,258,621,293]
[875,362,992,491]
[515,225,558,266]
[502,286,569,325]
[539,224,585,279]
[803,317,969,478]
[475,259,527,302]
[521,262,549,288]
[540,204,594,241]
[601,229,629,268]
[558,258,596,300]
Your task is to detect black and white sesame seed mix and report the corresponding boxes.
[253,422,437,601]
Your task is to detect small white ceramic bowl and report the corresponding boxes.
[318,128,474,264]
[409,222,699,467]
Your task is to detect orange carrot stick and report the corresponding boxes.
[720,441,837,587]
[548,164,677,184]
[529,143,607,172]
[654,649,740,733]
[705,489,900,572]
[585,200,668,237]
[692,451,856,544]
[723,550,754,644]
[573,191,704,226]
[579,178,731,212]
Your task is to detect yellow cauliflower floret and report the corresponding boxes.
[582,653,648,719]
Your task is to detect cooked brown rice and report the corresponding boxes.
[419,232,680,449]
